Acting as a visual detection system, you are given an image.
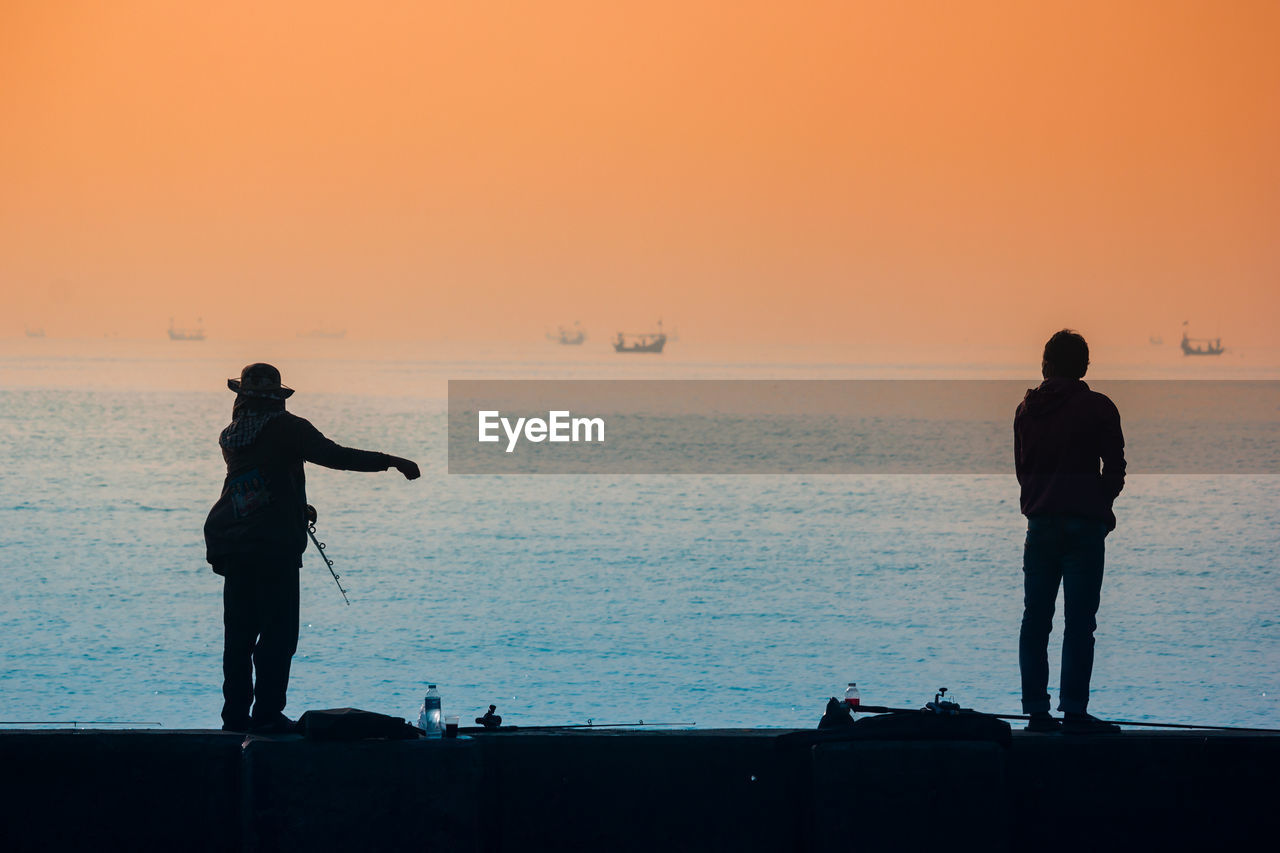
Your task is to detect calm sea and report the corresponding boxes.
[1,338,1276,729]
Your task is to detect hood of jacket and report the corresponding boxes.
[1019,377,1089,418]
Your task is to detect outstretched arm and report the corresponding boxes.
[294,419,420,478]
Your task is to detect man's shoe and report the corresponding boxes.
[221,720,251,733]
[249,713,298,735]
[1063,712,1121,734]
[1025,712,1063,733]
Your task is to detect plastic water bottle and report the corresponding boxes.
[844,682,861,713]
[418,684,443,737]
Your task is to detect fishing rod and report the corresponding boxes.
[306,505,349,605]
[854,704,1280,734]
[476,721,695,732]
[0,721,164,728]
[466,707,692,731]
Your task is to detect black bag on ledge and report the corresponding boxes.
[297,708,422,741]
[849,709,1012,749]
[780,706,1013,750]
[818,696,856,730]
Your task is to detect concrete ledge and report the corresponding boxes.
[1,728,1275,852]
[1009,731,1280,852]
[470,730,797,852]
[0,730,243,853]
[812,740,1009,851]
[241,736,480,853]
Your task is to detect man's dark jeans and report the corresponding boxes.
[1019,514,1107,714]
[220,559,300,728]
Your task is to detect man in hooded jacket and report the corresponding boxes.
[205,363,420,733]
[1015,330,1125,734]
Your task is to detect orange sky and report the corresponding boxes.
[2,0,1277,349]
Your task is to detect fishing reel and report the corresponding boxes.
[925,687,963,716]
[476,705,503,729]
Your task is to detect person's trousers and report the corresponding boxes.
[1019,514,1107,714]
[220,559,300,728]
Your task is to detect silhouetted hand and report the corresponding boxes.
[391,457,421,480]
[305,504,317,524]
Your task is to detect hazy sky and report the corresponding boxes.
[2,0,1277,348]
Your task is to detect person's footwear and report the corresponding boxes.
[1063,712,1121,734]
[249,713,298,735]
[221,712,252,732]
[1025,711,1063,733]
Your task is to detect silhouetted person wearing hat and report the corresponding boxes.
[1015,331,1125,734]
[204,363,420,733]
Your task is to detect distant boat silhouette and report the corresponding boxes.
[614,321,667,353]
[168,317,205,341]
[1180,323,1223,356]
[548,322,586,345]
[1149,335,1163,345]
[24,327,45,338]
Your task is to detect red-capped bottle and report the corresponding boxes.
[844,682,861,712]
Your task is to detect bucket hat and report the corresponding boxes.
[227,363,294,399]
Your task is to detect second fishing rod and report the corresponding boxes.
[845,688,1279,734]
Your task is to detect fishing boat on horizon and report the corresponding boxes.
[168,317,205,341]
[24,327,45,338]
[1180,322,1223,356]
[614,320,667,353]
[548,322,586,345]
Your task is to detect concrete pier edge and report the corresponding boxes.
[1,728,1276,852]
